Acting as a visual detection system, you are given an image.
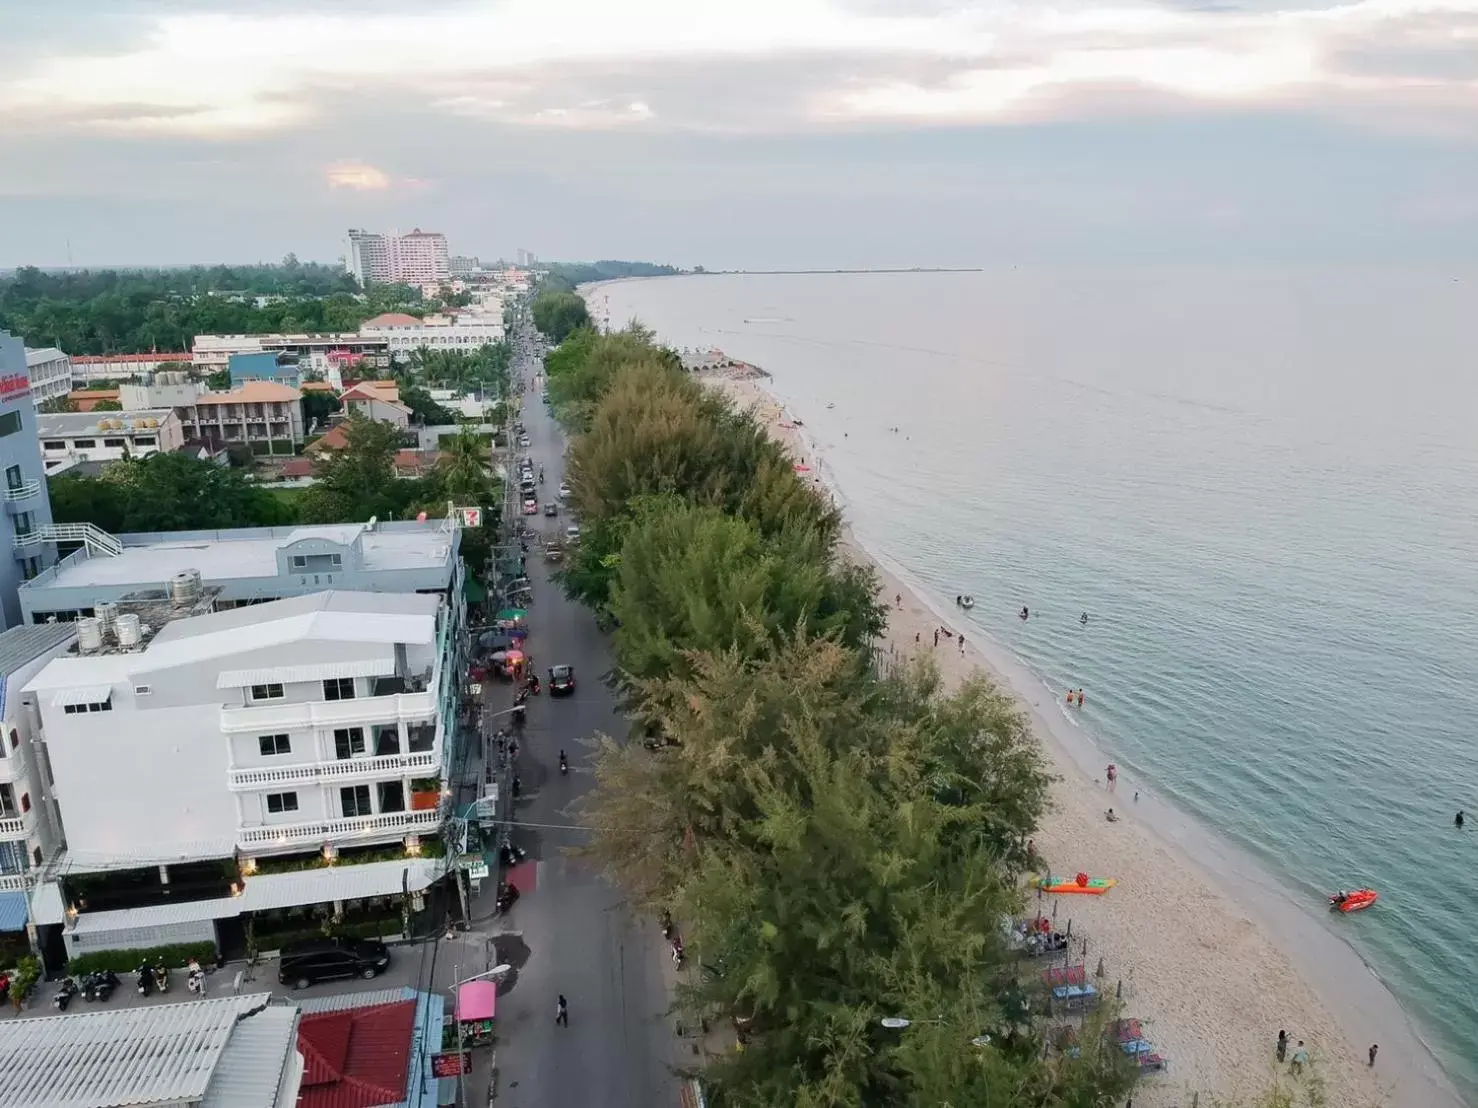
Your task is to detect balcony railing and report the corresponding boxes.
[220,689,435,734]
[3,480,42,502]
[237,806,442,849]
[0,815,28,839]
[13,522,124,556]
[229,749,437,791]
[0,872,34,892]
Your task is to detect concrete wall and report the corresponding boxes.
[0,331,57,631]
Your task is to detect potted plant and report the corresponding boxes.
[410,778,442,811]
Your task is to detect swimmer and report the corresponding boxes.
[1080,612,1089,625]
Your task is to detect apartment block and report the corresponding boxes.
[38,409,184,474]
[347,228,450,286]
[23,347,73,407]
[0,331,58,629]
[120,375,305,454]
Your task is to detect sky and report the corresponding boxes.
[1,0,1476,268]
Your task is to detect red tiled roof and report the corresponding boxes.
[340,382,400,404]
[361,312,421,327]
[68,388,121,412]
[71,352,191,364]
[296,999,416,1108]
[306,424,351,454]
[279,458,314,478]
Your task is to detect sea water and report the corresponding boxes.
[599,268,1478,1098]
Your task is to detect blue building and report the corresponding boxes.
[0,331,58,630]
[228,350,302,388]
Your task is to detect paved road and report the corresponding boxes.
[487,334,683,1108]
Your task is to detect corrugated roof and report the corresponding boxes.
[295,988,417,1015]
[0,890,29,932]
[200,1004,301,1108]
[29,880,66,926]
[25,347,68,366]
[216,655,395,690]
[195,381,301,404]
[0,621,76,681]
[0,993,280,1108]
[297,999,417,1108]
[68,895,238,935]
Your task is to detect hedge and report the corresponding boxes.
[67,941,218,976]
[252,918,401,953]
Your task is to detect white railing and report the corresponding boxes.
[13,522,124,556]
[228,749,437,791]
[3,480,41,502]
[237,806,442,848]
[0,816,28,839]
[219,690,434,734]
[0,872,34,891]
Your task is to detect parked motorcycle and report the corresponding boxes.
[495,881,520,915]
[187,959,206,996]
[671,938,686,970]
[136,964,153,997]
[559,750,568,776]
[53,977,78,1010]
[153,964,169,994]
[81,969,118,1002]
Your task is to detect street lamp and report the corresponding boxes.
[879,1017,991,1048]
[452,965,512,1106]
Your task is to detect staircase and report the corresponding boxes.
[14,522,124,556]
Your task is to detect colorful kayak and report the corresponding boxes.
[1033,874,1119,896]
[1329,889,1378,913]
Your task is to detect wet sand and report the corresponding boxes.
[704,368,1460,1108]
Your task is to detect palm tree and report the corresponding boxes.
[434,423,493,505]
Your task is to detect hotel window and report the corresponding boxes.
[63,696,112,714]
[340,784,372,818]
[103,438,126,448]
[333,727,366,759]
[0,411,20,437]
[135,436,156,447]
[258,734,291,756]
[266,792,298,814]
[250,683,284,701]
[323,677,355,701]
[72,438,97,448]
[42,441,65,451]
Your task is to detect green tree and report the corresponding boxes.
[433,424,496,506]
[48,453,294,534]
[298,414,407,524]
[91,398,122,411]
[530,289,591,343]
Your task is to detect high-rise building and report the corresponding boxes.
[0,331,58,629]
[346,228,450,286]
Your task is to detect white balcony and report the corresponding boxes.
[237,806,442,849]
[0,756,24,785]
[0,872,34,892]
[229,749,438,791]
[3,480,42,502]
[0,814,29,841]
[220,690,435,734]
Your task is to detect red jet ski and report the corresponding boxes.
[1328,889,1379,913]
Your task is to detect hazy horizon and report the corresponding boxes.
[2,1,1476,270]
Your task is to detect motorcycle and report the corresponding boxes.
[153,964,170,994]
[54,977,78,1010]
[499,842,527,867]
[559,751,568,776]
[671,938,686,970]
[187,960,206,996]
[661,911,674,940]
[82,969,118,1002]
[495,881,521,915]
[136,964,153,997]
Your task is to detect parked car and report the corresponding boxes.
[543,502,558,517]
[558,482,572,499]
[279,938,390,989]
[519,435,531,448]
[523,499,539,515]
[565,524,582,542]
[549,664,576,696]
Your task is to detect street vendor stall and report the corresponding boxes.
[447,980,496,1049]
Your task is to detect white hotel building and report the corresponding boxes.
[24,590,464,957]
[358,311,504,359]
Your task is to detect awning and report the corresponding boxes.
[0,890,30,932]
[53,685,113,708]
[239,858,443,913]
[217,657,395,690]
[456,980,496,1022]
[68,895,237,935]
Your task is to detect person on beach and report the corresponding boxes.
[1081,611,1089,625]
[1066,689,1075,707]
[556,994,569,1027]
[1106,764,1117,791]
[1289,1041,1309,1073]
[1457,811,1466,829]
[1077,689,1086,707]
[932,629,939,648]
[895,593,902,608]
[957,633,964,653]
[1105,808,1119,822]
[1276,1029,1288,1062]
[1020,606,1030,620]
[915,632,920,644]
[1368,1043,1378,1067]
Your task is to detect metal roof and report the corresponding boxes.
[0,890,29,932]
[0,993,283,1108]
[294,988,418,1015]
[67,896,238,936]
[199,1004,301,1108]
[216,655,395,690]
[0,621,76,679]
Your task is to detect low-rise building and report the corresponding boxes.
[23,347,73,408]
[120,375,305,454]
[359,312,504,358]
[229,350,302,389]
[193,334,391,377]
[37,409,184,473]
[18,518,463,625]
[24,590,464,957]
[67,388,122,413]
[70,352,192,386]
[340,381,411,428]
[0,993,305,1108]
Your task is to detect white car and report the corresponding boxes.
[564,524,582,542]
[558,482,572,499]
[519,436,531,448]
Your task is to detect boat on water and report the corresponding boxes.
[1329,888,1379,913]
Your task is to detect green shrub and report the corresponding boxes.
[252,918,403,952]
[67,941,218,976]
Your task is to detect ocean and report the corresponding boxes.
[597,268,1478,1098]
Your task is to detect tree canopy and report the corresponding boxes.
[533,316,1132,1105]
[530,289,591,343]
[48,452,296,533]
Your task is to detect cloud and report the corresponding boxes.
[0,0,1475,140]
[324,161,392,191]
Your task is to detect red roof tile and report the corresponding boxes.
[306,424,351,454]
[361,312,421,327]
[71,352,191,364]
[279,458,314,478]
[296,999,416,1108]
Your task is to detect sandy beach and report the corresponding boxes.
[702,368,1432,1108]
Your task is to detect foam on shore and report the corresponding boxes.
[702,369,1465,1108]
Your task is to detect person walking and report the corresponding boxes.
[1289,1040,1309,1074]
[1368,1043,1378,1067]
[1276,1029,1288,1062]
[556,994,569,1027]
[957,633,964,653]
[933,629,939,648]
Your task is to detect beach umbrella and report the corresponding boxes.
[1116,979,1123,1000]
[495,608,527,622]
[1095,957,1104,979]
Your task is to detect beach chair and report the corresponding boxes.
[1043,963,1086,989]
[1119,1038,1154,1056]
[1050,983,1099,1011]
[1112,1017,1144,1043]
[1137,1052,1168,1074]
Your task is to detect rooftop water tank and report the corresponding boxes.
[115,613,142,649]
[96,602,119,636]
[77,617,103,654]
[169,569,203,606]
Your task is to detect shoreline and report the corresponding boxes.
[700,367,1464,1108]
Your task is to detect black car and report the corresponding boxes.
[278,938,390,989]
[549,664,576,696]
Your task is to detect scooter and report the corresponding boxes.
[559,750,568,776]
[495,881,520,915]
[187,961,206,995]
[136,964,153,997]
[153,964,170,994]
[671,938,685,970]
[53,977,78,1010]
[661,911,674,940]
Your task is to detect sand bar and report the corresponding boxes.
[702,367,1463,1108]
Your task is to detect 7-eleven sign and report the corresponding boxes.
[457,507,482,528]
